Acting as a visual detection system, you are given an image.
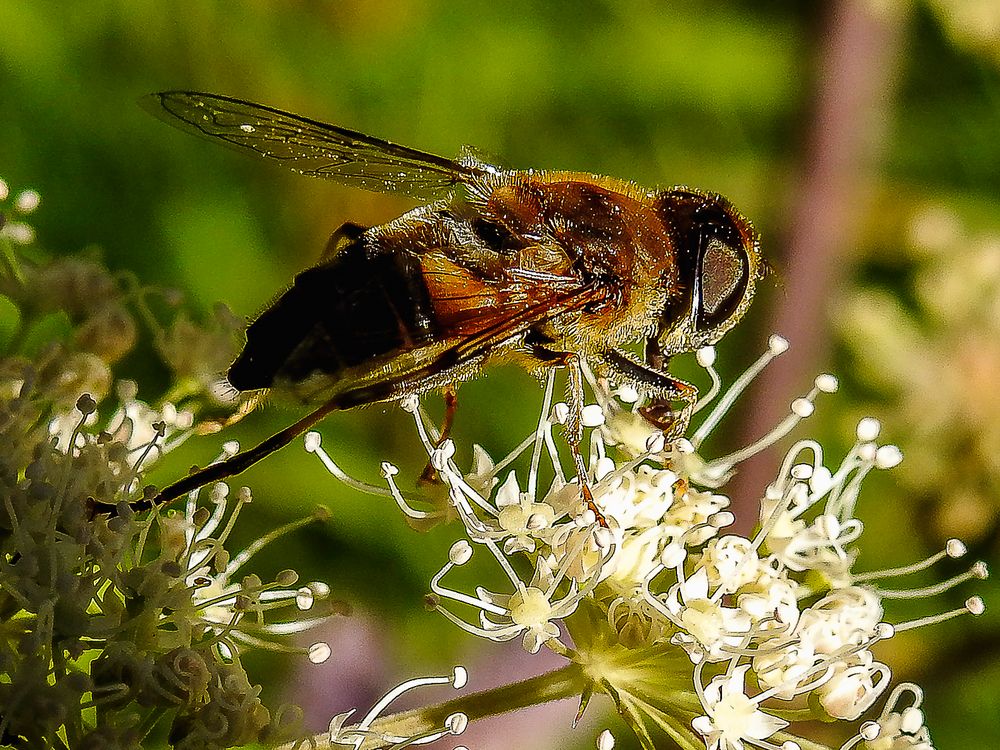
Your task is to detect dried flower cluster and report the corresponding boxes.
[0,181,336,749]
[308,337,987,750]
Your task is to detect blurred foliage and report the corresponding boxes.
[1,0,997,747]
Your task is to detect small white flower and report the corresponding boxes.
[494,471,558,553]
[469,567,583,654]
[661,487,731,545]
[753,637,820,701]
[736,571,800,630]
[797,587,884,656]
[818,651,891,721]
[699,536,764,592]
[692,665,788,750]
[597,464,678,531]
[602,525,668,593]
[506,586,563,653]
[660,568,752,662]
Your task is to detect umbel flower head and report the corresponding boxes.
[308,336,987,750]
[0,181,337,749]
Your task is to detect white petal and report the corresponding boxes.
[470,443,495,476]
[691,715,714,735]
[725,664,752,695]
[682,567,710,602]
[745,710,788,740]
[495,471,522,507]
[703,674,726,705]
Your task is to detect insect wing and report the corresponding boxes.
[405,258,606,378]
[144,91,493,199]
[334,276,605,408]
[417,253,584,338]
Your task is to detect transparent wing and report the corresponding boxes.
[143,91,495,199]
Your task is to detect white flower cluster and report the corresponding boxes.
[306,338,987,750]
[169,468,335,664]
[48,390,336,665]
[49,379,195,460]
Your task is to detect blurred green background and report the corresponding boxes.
[2,0,997,747]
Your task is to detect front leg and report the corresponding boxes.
[597,345,697,440]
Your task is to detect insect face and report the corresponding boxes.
[655,188,764,357]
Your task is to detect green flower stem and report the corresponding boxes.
[0,234,26,288]
[295,663,591,750]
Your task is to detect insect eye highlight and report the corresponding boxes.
[697,235,749,329]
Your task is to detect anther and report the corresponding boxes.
[308,642,332,664]
[768,334,789,354]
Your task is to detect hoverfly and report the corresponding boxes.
[143,92,765,511]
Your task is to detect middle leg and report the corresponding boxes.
[530,344,608,527]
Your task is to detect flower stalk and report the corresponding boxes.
[355,665,586,750]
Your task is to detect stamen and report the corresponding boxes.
[527,370,557,500]
[343,668,470,750]
[198,485,247,554]
[128,418,167,477]
[487,432,542,479]
[543,420,567,486]
[305,431,395,498]
[381,711,468,747]
[691,346,722,414]
[852,539,966,582]
[429,558,507,615]
[222,512,315,579]
[380,462,440,520]
[870,561,988,599]
[894,596,986,632]
[690,334,788,448]
[700,375,836,480]
[408,400,443,456]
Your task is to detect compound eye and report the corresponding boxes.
[698,235,748,329]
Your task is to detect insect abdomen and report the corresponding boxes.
[227,238,439,394]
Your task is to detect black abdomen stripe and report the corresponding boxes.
[227,239,439,391]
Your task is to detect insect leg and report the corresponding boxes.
[122,341,474,514]
[126,395,346,512]
[418,383,459,484]
[438,383,459,442]
[597,345,698,439]
[529,345,608,528]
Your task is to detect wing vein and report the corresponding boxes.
[143,90,498,199]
